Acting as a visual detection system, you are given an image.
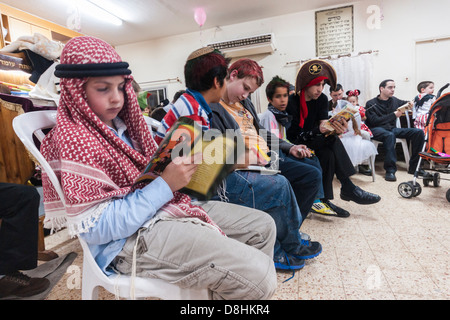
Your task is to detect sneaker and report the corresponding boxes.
[323,200,350,218]
[292,241,322,260]
[311,201,337,216]
[0,271,50,298]
[274,254,305,271]
[300,232,311,246]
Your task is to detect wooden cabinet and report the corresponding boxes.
[0,3,82,48]
[0,4,80,184]
[0,98,35,184]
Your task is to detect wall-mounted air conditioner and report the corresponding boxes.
[207,33,276,58]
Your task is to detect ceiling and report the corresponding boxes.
[0,0,352,46]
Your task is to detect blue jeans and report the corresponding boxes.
[371,127,425,173]
[276,151,323,219]
[212,170,303,260]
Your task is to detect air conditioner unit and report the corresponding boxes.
[207,33,276,58]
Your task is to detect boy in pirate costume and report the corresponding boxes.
[42,36,277,300]
[158,51,323,273]
[286,60,381,217]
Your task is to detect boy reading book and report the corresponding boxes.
[286,59,381,216]
[322,103,358,133]
[42,36,277,300]
[158,51,323,272]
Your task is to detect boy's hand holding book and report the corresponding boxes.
[321,104,356,136]
[161,153,202,192]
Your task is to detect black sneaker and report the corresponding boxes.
[274,254,305,271]
[0,271,50,298]
[292,241,322,260]
[323,199,350,218]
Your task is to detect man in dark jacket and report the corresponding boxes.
[365,79,425,181]
[0,183,50,298]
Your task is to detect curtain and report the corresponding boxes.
[327,53,375,106]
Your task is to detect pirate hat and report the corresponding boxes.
[295,59,337,93]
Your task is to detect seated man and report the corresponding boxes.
[0,183,50,298]
[157,49,321,273]
[328,83,344,113]
[365,79,425,181]
[286,60,381,216]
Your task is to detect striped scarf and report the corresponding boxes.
[41,36,221,236]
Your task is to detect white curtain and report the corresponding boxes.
[326,53,375,106]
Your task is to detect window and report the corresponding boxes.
[141,86,168,110]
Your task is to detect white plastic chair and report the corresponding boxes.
[12,110,210,300]
[143,115,161,137]
[371,110,411,171]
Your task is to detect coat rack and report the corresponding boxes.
[285,50,379,66]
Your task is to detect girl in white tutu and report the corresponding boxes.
[333,93,377,172]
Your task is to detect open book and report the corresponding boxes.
[323,104,358,133]
[396,102,413,114]
[134,117,240,200]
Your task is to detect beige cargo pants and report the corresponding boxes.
[112,200,277,300]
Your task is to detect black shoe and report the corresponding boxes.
[292,241,322,260]
[0,271,50,298]
[323,199,350,218]
[385,172,396,181]
[340,186,381,205]
[274,254,305,271]
[358,164,372,176]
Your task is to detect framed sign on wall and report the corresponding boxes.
[315,5,354,56]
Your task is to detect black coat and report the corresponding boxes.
[365,96,409,130]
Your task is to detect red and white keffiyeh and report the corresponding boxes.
[42,36,221,236]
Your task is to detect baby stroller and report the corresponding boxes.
[398,85,450,202]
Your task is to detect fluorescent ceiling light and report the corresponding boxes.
[77,0,123,26]
[88,0,128,20]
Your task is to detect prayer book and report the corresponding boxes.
[396,102,413,114]
[323,104,358,134]
[134,117,240,200]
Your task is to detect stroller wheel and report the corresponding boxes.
[446,189,450,202]
[398,181,415,198]
[433,173,440,187]
[413,182,422,197]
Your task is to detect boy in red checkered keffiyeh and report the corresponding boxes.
[41,36,220,236]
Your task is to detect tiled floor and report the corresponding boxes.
[44,162,449,300]
[273,164,449,300]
